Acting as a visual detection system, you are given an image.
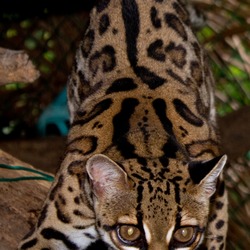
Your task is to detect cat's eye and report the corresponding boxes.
[173,226,197,246]
[116,225,142,245]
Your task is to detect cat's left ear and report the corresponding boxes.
[188,155,227,197]
[86,154,129,199]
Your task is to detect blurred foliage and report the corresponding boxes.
[194,0,250,116]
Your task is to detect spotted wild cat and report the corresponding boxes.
[19,0,228,249]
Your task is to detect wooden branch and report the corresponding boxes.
[0,149,52,250]
[0,47,40,85]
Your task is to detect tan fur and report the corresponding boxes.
[19,0,228,249]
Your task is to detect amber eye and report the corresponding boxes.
[173,226,196,245]
[116,225,141,245]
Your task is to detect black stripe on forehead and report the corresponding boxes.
[175,205,182,229]
[135,182,149,250]
[169,176,183,205]
[136,183,144,228]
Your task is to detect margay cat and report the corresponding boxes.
[19,0,228,249]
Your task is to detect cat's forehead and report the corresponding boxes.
[122,157,189,177]
[118,159,199,223]
[136,180,183,221]
[123,157,186,165]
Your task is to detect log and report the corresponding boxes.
[0,149,53,250]
[0,47,40,85]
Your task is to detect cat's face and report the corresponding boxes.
[86,154,226,249]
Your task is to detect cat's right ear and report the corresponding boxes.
[86,154,129,199]
[188,155,227,197]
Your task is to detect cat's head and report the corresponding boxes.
[86,154,227,249]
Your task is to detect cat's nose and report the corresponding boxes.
[147,242,168,250]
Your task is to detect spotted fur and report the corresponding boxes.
[19,0,228,249]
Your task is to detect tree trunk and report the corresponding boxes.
[0,149,52,250]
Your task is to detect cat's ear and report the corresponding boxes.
[188,155,227,197]
[86,154,129,199]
